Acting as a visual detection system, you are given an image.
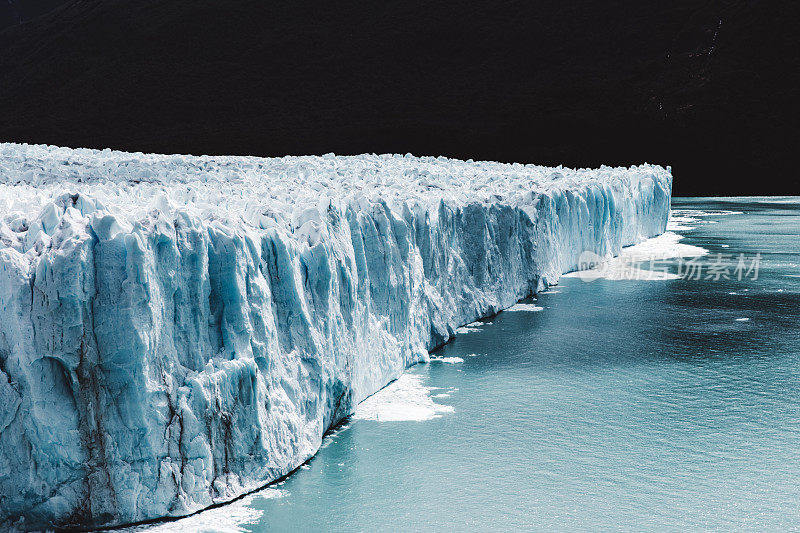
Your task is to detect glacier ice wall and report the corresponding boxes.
[0,144,671,529]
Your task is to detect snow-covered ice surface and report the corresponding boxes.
[0,143,670,529]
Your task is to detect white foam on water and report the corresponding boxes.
[565,265,681,281]
[317,420,353,449]
[667,214,700,231]
[709,196,800,205]
[667,208,742,232]
[735,318,751,322]
[564,231,708,282]
[619,232,708,261]
[352,373,453,422]
[456,319,493,334]
[691,210,743,216]
[114,490,286,533]
[506,303,544,312]
[431,357,464,364]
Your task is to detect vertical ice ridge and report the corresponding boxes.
[0,144,671,529]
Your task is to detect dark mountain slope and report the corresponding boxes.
[0,0,796,195]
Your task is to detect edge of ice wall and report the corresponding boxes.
[0,144,671,529]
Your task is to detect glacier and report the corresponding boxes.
[0,143,671,529]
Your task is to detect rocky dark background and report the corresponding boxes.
[1,0,797,195]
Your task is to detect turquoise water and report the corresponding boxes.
[146,198,800,531]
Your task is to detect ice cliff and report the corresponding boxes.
[0,143,671,529]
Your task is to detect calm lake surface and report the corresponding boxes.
[138,197,800,532]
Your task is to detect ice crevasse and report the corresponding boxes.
[0,143,671,529]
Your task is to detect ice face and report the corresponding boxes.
[0,143,671,529]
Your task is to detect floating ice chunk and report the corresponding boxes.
[572,266,682,281]
[667,215,699,231]
[353,374,454,422]
[692,210,743,216]
[617,232,707,261]
[564,231,707,282]
[506,303,544,312]
[114,490,286,533]
[667,209,742,232]
[431,357,464,364]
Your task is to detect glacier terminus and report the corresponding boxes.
[0,143,671,529]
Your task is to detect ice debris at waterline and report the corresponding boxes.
[562,231,708,282]
[0,143,671,529]
[351,373,454,422]
[506,303,545,312]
